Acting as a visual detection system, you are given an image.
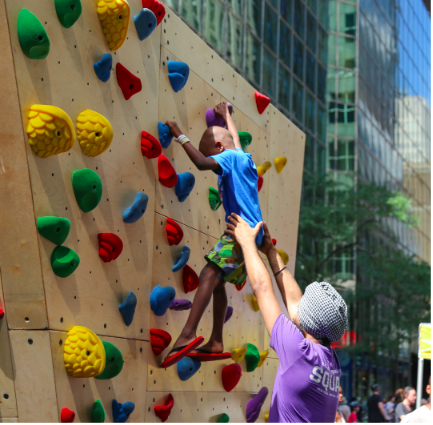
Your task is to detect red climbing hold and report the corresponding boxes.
[258,175,263,192]
[141,131,162,159]
[182,265,199,293]
[0,308,4,320]
[142,0,165,26]
[255,92,270,114]
[272,239,277,246]
[222,363,242,392]
[150,329,172,355]
[116,63,142,100]
[158,155,178,188]
[61,407,75,423]
[154,393,174,422]
[166,218,183,246]
[98,233,123,263]
[236,279,247,291]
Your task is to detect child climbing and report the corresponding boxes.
[160,102,264,368]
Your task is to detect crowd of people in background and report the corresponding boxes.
[335,378,431,423]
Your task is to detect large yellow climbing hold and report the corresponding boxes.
[77,110,113,157]
[64,326,106,378]
[27,105,75,158]
[274,156,287,174]
[264,413,269,422]
[231,347,247,364]
[277,249,289,265]
[257,349,269,368]
[97,0,130,51]
[252,295,260,312]
[257,161,271,176]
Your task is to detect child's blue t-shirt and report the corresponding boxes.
[211,148,264,245]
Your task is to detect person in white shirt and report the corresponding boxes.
[401,377,431,423]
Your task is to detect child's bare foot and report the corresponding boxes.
[163,333,198,360]
[191,339,224,354]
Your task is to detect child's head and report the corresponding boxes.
[199,126,235,157]
[349,401,359,412]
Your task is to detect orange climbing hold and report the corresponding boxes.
[255,92,270,114]
[166,218,183,246]
[154,393,174,422]
[158,155,178,188]
[182,265,199,293]
[150,329,172,355]
[274,156,287,174]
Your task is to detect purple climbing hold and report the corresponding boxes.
[205,103,233,128]
[246,387,268,423]
[170,299,192,311]
[224,306,233,323]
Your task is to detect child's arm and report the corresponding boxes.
[165,121,220,171]
[215,103,242,150]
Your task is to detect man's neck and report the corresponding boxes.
[425,402,431,411]
[403,399,411,409]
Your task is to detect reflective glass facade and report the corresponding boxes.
[164,0,329,178]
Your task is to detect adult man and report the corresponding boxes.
[367,384,387,422]
[226,214,348,423]
[401,377,431,423]
[394,387,417,422]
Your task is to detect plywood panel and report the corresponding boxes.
[0,0,47,330]
[50,331,148,423]
[9,330,58,422]
[0,419,19,423]
[161,9,270,132]
[5,0,161,339]
[261,358,279,421]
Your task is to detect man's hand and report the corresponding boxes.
[226,213,263,247]
[165,121,183,139]
[214,102,230,120]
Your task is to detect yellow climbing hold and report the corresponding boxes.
[257,161,271,176]
[64,326,106,378]
[77,110,113,157]
[264,413,269,422]
[277,249,289,265]
[252,295,260,312]
[274,156,287,174]
[257,350,269,368]
[27,105,75,158]
[97,0,130,51]
[231,347,247,364]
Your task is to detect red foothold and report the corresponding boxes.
[272,239,277,246]
[258,175,263,192]
[98,233,123,263]
[150,328,172,355]
[154,393,174,422]
[0,308,4,319]
[236,279,247,291]
[141,131,162,159]
[222,363,242,392]
[182,265,199,294]
[158,154,178,188]
[142,0,166,26]
[116,63,142,100]
[61,407,75,423]
[255,92,270,114]
[166,218,183,246]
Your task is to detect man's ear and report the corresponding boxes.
[215,141,224,151]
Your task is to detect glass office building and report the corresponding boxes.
[164,0,329,180]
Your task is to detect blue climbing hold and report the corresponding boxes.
[94,53,112,83]
[123,192,149,224]
[134,8,157,41]
[112,399,135,423]
[170,299,192,311]
[172,246,190,272]
[150,285,176,316]
[167,60,190,92]
[174,172,195,202]
[158,122,172,149]
[177,356,201,381]
[119,291,137,326]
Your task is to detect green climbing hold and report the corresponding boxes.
[54,0,82,28]
[217,413,230,423]
[238,132,252,151]
[37,216,70,245]
[51,246,80,278]
[209,187,222,211]
[17,9,50,59]
[95,341,124,380]
[92,400,106,423]
[245,343,260,372]
[72,169,102,213]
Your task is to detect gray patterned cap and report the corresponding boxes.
[298,281,348,343]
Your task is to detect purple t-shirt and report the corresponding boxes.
[269,313,341,423]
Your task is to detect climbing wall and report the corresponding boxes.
[0,0,305,423]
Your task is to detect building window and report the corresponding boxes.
[294,0,305,39]
[279,65,291,111]
[338,35,356,69]
[306,51,316,92]
[263,47,277,99]
[294,35,305,81]
[292,77,304,123]
[245,29,261,85]
[264,2,278,53]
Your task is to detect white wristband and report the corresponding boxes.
[176,134,187,143]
